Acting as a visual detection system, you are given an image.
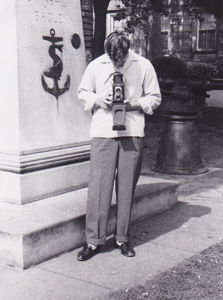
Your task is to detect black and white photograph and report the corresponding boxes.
[0,0,223,299]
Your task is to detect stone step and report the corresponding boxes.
[0,175,179,269]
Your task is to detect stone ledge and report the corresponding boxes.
[0,161,90,205]
[0,176,179,269]
[0,143,91,174]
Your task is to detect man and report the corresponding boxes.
[77,31,161,261]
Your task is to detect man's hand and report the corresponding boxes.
[94,92,113,110]
[124,99,142,111]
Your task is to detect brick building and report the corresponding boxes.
[107,0,223,61]
[80,0,94,62]
[160,0,223,61]
[80,0,223,62]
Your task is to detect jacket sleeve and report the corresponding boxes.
[77,63,99,112]
[137,61,162,115]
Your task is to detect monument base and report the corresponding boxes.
[0,144,91,204]
[0,161,90,205]
[0,176,179,269]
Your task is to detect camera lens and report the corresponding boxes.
[115,87,122,93]
[114,87,123,101]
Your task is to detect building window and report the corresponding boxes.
[161,14,170,51]
[197,13,216,51]
[106,13,126,36]
[162,32,168,50]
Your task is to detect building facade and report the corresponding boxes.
[106,0,223,61]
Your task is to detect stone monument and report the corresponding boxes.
[0,0,91,268]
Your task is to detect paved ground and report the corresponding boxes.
[0,93,222,300]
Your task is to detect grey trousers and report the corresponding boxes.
[86,137,144,245]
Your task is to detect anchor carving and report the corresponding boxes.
[42,29,70,99]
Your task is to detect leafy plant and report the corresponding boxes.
[186,61,215,80]
[184,0,223,18]
[151,56,187,79]
[114,0,169,35]
[211,61,223,78]
[152,56,223,80]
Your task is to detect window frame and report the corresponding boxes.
[106,12,126,37]
[196,12,216,52]
[160,13,170,52]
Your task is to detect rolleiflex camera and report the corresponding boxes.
[112,73,126,130]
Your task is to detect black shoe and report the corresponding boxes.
[115,241,135,257]
[77,243,100,261]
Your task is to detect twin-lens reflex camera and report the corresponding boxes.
[112,73,126,130]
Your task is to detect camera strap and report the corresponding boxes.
[104,71,124,84]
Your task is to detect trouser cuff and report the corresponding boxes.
[115,235,128,243]
[86,238,106,246]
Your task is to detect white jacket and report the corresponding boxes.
[78,50,161,138]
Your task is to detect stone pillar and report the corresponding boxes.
[0,0,91,205]
[0,0,92,268]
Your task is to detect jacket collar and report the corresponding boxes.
[101,50,138,73]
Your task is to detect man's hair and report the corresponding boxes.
[104,31,130,64]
